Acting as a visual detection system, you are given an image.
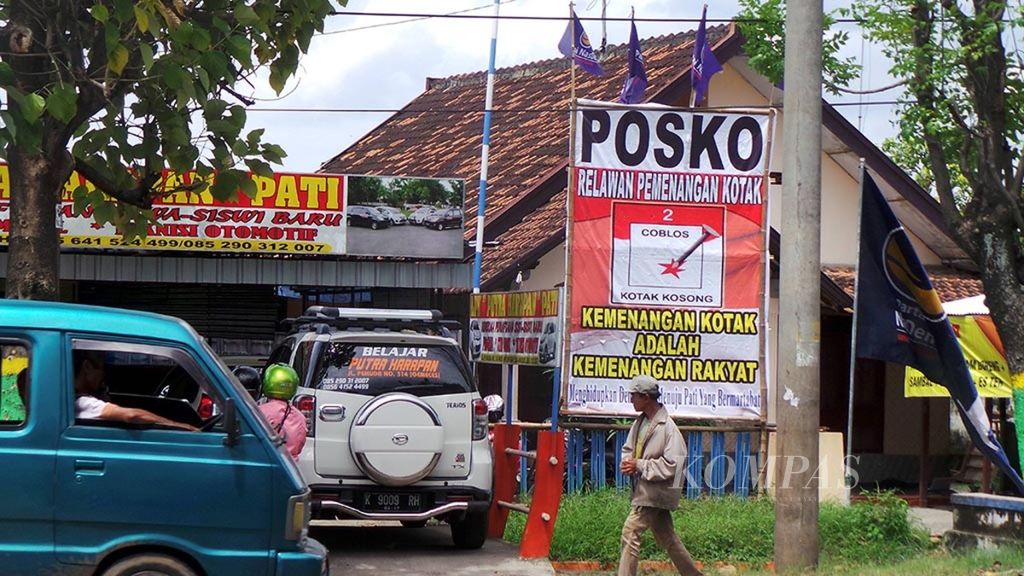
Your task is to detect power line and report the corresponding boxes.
[317,1,517,36]
[324,10,1013,25]
[241,101,903,115]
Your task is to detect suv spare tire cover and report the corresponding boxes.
[349,392,445,487]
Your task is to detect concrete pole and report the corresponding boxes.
[774,0,823,571]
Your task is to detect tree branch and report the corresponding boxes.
[910,0,964,233]
[72,159,156,208]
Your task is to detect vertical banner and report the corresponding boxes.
[470,289,562,366]
[566,106,772,419]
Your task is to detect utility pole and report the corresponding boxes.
[774,0,823,571]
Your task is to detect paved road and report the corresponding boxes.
[346,223,463,258]
[313,520,554,576]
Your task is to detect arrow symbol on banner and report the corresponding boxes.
[659,224,721,278]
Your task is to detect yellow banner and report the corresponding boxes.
[904,315,1011,397]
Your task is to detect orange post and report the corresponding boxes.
[519,429,566,558]
[487,423,521,539]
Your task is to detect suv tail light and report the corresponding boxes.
[293,394,316,436]
[198,394,214,420]
[472,398,488,441]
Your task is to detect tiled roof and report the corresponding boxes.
[320,24,737,287]
[823,266,983,304]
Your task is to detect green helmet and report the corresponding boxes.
[262,363,299,400]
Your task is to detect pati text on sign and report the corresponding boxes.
[469,289,562,367]
[566,106,773,420]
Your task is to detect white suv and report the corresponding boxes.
[267,306,493,549]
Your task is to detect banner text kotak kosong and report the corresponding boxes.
[566,108,772,419]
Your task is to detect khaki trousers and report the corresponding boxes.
[617,505,702,576]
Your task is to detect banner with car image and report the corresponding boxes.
[0,164,465,259]
[565,105,773,420]
[345,175,466,259]
[469,289,562,366]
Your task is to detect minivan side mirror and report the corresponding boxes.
[222,397,240,447]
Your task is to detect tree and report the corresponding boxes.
[0,0,343,300]
[739,0,1024,473]
[347,176,387,205]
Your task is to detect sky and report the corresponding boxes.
[241,0,902,174]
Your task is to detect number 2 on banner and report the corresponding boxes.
[662,208,674,222]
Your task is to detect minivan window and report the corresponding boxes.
[311,342,472,396]
[0,344,29,426]
[71,340,223,432]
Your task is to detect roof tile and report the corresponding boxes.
[823,266,983,304]
[320,26,731,283]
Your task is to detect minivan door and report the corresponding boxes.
[54,339,272,575]
[311,342,474,481]
[0,335,57,573]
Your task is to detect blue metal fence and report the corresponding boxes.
[515,424,762,498]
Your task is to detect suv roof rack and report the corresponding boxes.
[302,306,442,322]
[282,306,461,337]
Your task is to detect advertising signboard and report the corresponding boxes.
[346,175,465,259]
[904,314,1011,398]
[0,165,465,260]
[469,289,562,367]
[565,106,773,419]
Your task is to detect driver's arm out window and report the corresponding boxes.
[0,344,30,426]
[71,341,218,432]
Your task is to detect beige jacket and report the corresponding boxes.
[620,405,686,510]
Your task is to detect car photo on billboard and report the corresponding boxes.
[538,321,558,365]
[469,319,482,360]
[345,175,465,259]
[346,205,391,230]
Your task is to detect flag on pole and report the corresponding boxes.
[855,172,1024,495]
[618,14,647,104]
[558,9,604,76]
[690,5,722,105]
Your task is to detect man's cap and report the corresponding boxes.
[629,374,660,395]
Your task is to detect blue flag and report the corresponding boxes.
[690,5,722,105]
[558,9,604,76]
[618,17,647,104]
[855,172,1024,495]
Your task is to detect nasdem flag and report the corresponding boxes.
[558,9,604,76]
[617,16,647,104]
[855,172,1024,495]
[690,5,722,105]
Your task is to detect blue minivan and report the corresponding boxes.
[0,300,328,576]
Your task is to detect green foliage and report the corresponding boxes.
[736,0,859,94]
[347,176,464,207]
[505,490,927,565]
[0,0,347,237]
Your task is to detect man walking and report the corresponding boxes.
[618,375,703,576]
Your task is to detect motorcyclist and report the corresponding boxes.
[258,363,307,459]
[232,365,262,400]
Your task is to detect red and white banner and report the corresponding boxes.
[565,106,772,419]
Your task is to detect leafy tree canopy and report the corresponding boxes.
[0,0,343,237]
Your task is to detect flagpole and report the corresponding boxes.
[845,158,866,484]
[689,4,708,108]
[559,0,578,431]
[471,0,501,294]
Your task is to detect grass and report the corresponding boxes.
[552,550,1024,575]
[503,489,1010,571]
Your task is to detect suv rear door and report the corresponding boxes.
[306,340,475,482]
